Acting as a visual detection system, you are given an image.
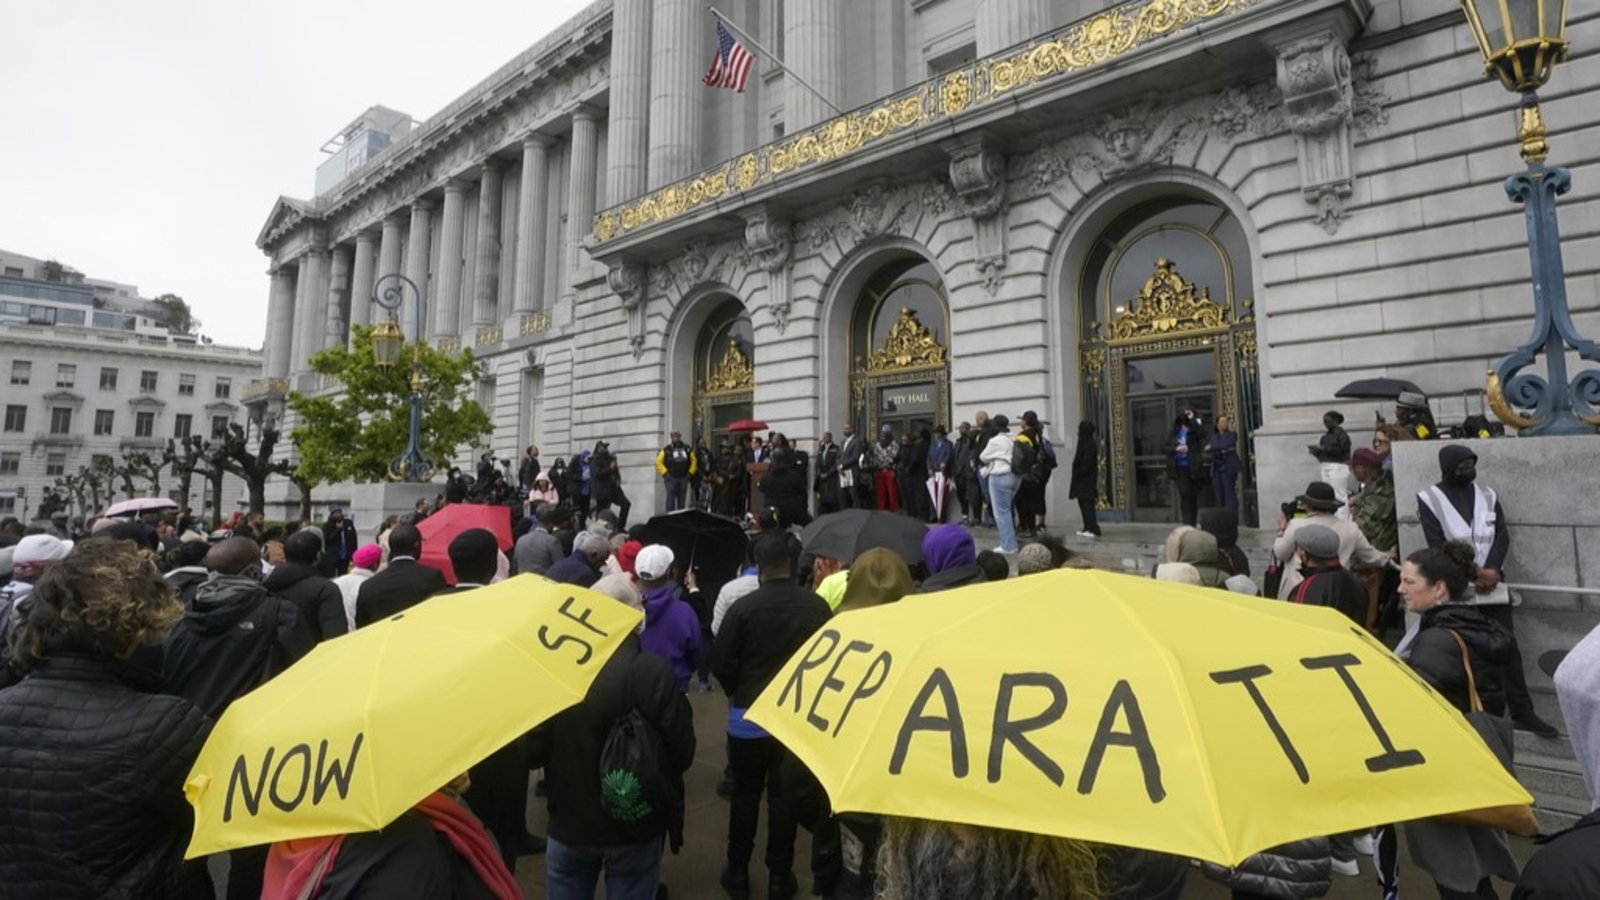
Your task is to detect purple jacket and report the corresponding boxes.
[639,584,702,692]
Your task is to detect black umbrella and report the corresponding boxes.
[800,509,928,566]
[1334,377,1425,400]
[630,509,749,586]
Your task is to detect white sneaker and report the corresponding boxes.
[1076,531,1097,538]
[1331,857,1360,877]
[1351,833,1375,856]
[995,546,1017,555]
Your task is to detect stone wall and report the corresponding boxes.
[1393,435,1600,729]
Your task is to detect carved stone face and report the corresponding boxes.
[1107,126,1145,161]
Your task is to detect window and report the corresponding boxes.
[173,413,192,439]
[211,415,230,438]
[140,370,158,392]
[99,367,118,390]
[91,453,112,469]
[45,452,66,477]
[50,407,74,434]
[0,496,13,515]
[56,363,76,388]
[2,267,22,277]
[214,377,232,399]
[178,373,195,396]
[135,411,155,437]
[0,453,18,476]
[9,360,30,385]
[3,405,25,432]
[93,409,115,435]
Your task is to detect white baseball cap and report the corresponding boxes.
[635,545,675,581]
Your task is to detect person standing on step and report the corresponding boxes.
[1069,420,1102,538]
[655,430,697,514]
[1308,410,1354,517]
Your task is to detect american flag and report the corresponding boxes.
[703,21,755,92]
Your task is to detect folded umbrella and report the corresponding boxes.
[926,473,948,522]
[747,569,1530,866]
[800,509,927,566]
[183,575,641,857]
[416,503,513,584]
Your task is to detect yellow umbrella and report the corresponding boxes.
[183,574,641,858]
[745,569,1531,866]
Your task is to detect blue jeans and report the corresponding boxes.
[988,471,1020,552]
[546,836,663,900]
[664,475,688,512]
[977,471,994,525]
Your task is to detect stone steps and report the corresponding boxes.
[1517,746,1591,833]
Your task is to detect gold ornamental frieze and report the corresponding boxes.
[591,0,1259,245]
[702,339,755,394]
[1107,259,1231,343]
[865,307,949,374]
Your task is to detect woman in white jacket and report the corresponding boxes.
[978,414,1020,554]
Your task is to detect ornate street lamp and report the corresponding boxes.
[370,273,435,482]
[1462,0,1599,435]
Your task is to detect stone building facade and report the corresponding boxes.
[253,0,1600,524]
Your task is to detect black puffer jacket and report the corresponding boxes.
[262,561,349,642]
[1407,602,1513,716]
[163,575,313,718]
[1201,837,1332,899]
[0,655,211,899]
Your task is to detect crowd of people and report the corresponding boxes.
[0,392,1593,899]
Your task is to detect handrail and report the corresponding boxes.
[1507,582,1600,597]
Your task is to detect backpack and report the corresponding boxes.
[1011,437,1041,483]
[599,707,677,826]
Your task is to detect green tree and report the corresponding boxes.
[288,325,491,485]
[151,293,201,335]
[216,422,292,515]
[40,259,66,283]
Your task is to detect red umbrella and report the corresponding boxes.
[726,419,769,433]
[416,503,513,585]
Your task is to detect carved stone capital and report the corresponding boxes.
[741,207,793,273]
[1275,33,1353,137]
[944,135,1008,220]
[607,261,646,311]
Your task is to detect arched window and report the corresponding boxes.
[848,259,951,438]
[692,299,754,448]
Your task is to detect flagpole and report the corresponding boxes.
[706,4,846,117]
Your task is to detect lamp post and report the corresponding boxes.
[1462,0,1600,435]
[370,274,435,482]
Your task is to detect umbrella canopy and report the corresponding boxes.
[102,497,178,518]
[726,419,769,434]
[416,503,513,584]
[183,575,641,857]
[1335,377,1425,400]
[746,570,1530,866]
[800,509,927,566]
[630,509,749,587]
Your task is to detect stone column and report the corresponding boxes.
[513,135,552,313]
[472,160,504,328]
[266,267,296,381]
[608,0,652,204]
[325,246,353,352]
[565,108,600,283]
[377,213,405,281]
[294,248,329,373]
[975,0,1049,56]
[348,230,378,340]
[403,199,435,337]
[647,0,701,188]
[433,180,469,341]
[784,0,846,132]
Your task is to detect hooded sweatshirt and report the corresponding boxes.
[1176,529,1226,588]
[162,575,313,718]
[639,582,701,693]
[1555,624,1600,807]
[1419,444,1509,571]
[918,524,986,593]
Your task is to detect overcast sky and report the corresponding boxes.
[0,0,597,349]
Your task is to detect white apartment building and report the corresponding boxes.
[0,259,262,522]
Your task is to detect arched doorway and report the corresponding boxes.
[848,259,952,437]
[691,299,755,448]
[1076,197,1262,524]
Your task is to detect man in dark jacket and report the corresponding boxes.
[1284,525,1369,624]
[163,539,213,607]
[546,531,611,589]
[590,440,632,531]
[712,531,834,900]
[518,444,542,493]
[354,523,448,627]
[526,623,695,898]
[263,530,349,643]
[321,507,360,576]
[162,536,312,900]
[656,430,697,513]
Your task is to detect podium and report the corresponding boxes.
[746,461,769,516]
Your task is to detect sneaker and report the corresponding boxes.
[995,546,1017,555]
[1351,833,1375,856]
[1331,857,1360,877]
[720,866,751,900]
[1076,530,1097,538]
[1516,715,1561,739]
[768,871,799,900]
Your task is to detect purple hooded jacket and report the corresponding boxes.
[639,582,702,692]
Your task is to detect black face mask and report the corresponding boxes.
[1448,467,1477,486]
